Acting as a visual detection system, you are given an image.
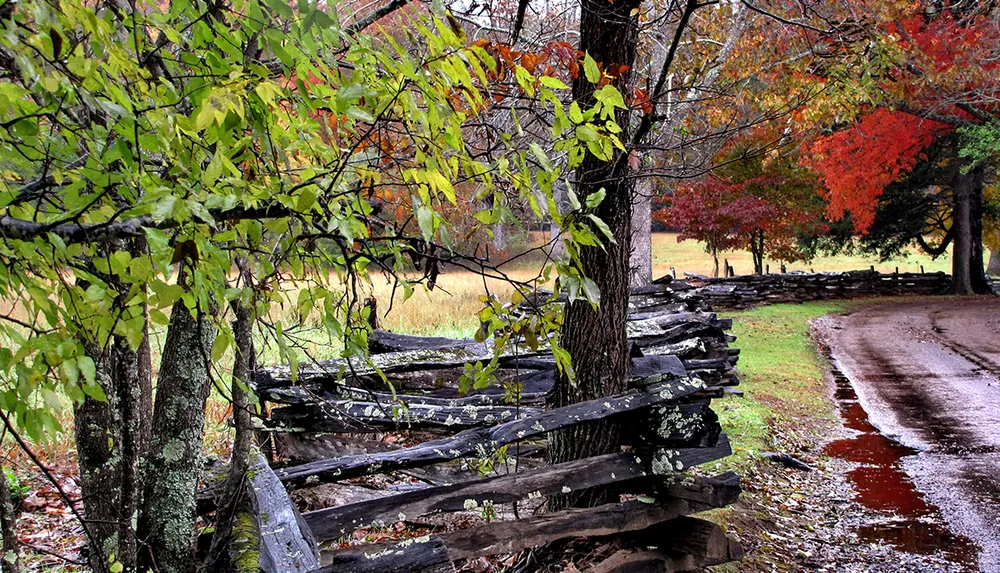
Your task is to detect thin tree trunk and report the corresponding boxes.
[951,162,975,295]
[630,179,653,288]
[968,165,988,293]
[203,293,257,571]
[0,462,18,573]
[988,236,1000,276]
[549,0,642,510]
[750,231,764,275]
[74,346,120,573]
[138,292,215,573]
[112,325,151,569]
[712,247,719,278]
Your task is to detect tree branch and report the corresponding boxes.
[0,205,291,244]
[344,0,410,36]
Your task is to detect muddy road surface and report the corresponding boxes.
[818,297,1000,572]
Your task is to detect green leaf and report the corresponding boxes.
[297,188,318,212]
[581,277,600,304]
[594,84,626,110]
[416,204,435,242]
[575,124,599,142]
[82,381,108,402]
[583,53,601,84]
[539,75,569,90]
[529,142,553,172]
[78,356,96,385]
[587,214,616,243]
[585,188,606,209]
[212,332,231,362]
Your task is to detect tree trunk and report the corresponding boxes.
[968,166,988,294]
[630,179,653,288]
[74,240,153,573]
[950,160,985,294]
[0,463,18,573]
[73,355,121,573]
[712,247,719,278]
[203,294,257,571]
[113,327,152,570]
[138,293,215,573]
[750,231,764,275]
[548,0,642,510]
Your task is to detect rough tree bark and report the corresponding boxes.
[138,291,215,573]
[0,462,18,573]
[73,353,121,573]
[548,0,642,509]
[950,159,987,294]
[74,239,153,573]
[968,166,988,294]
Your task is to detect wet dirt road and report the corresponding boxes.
[818,297,1000,572]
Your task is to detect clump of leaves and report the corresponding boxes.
[4,467,28,507]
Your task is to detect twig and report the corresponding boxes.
[21,542,89,566]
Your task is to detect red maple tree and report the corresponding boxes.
[659,133,827,275]
[798,3,1000,293]
[803,108,951,234]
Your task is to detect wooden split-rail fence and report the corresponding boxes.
[209,277,745,572]
[685,269,952,310]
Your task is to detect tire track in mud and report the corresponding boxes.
[854,331,975,450]
[928,312,1000,377]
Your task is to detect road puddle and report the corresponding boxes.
[824,363,979,565]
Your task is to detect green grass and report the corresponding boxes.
[713,302,849,470]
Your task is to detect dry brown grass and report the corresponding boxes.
[650,232,953,277]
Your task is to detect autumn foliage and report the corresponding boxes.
[803,108,952,233]
[658,132,827,274]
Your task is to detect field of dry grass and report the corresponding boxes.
[354,232,955,339]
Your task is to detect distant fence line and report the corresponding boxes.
[679,269,952,310]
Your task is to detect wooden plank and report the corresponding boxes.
[322,537,456,573]
[262,385,542,408]
[625,400,721,449]
[262,354,686,405]
[274,378,707,488]
[649,433,733,474]
[245,453,320,573]
[303,452,649,542]
[584,550,689,573]
[625,516,743,566]
[369,330,485,354]
[316,492,733,572]
[265,400,540,433]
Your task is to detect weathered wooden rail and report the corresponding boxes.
[213,280,744,572]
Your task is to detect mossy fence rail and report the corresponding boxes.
[207,280,745,572]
